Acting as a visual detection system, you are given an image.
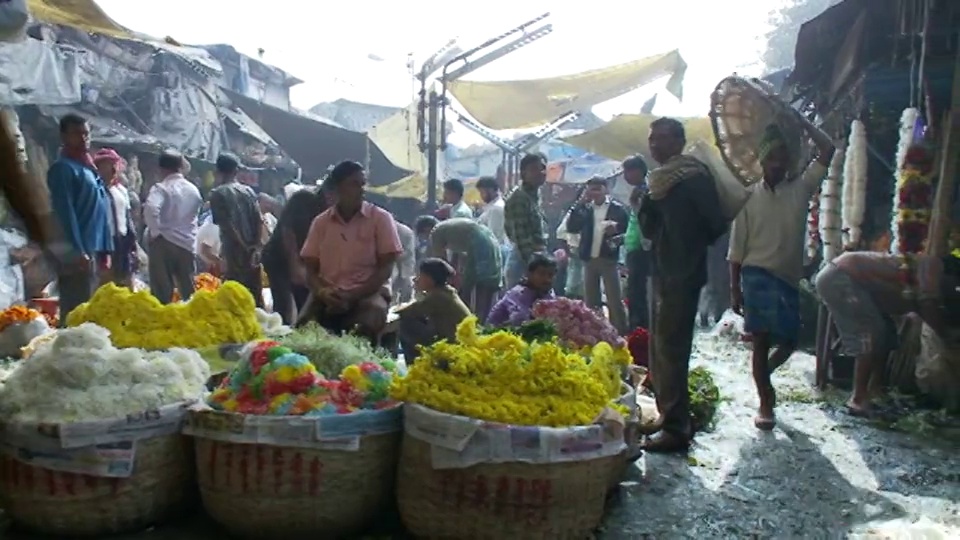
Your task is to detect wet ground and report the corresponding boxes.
[3,331,958,539]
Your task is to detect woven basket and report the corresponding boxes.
[0,434,193,536]
[397,434,623,539]
[194,432,401,538]
[710,75,811,187]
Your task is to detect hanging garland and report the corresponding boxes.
[890,107,920,253]
[894,145,935,297]
[841,120,868,249]
[806,189,822,260]
[820,145,845,262]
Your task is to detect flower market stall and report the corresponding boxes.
[0,324,208,536]
[390,316,635,539]
[184,339,403,538]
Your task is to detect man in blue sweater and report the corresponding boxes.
[46,113,113,325]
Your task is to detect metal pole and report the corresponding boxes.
[426,90,440,211]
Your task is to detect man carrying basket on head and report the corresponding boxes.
[728,118,835,431]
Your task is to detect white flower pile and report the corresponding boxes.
[0,323,210,423]
[256,307,291,337]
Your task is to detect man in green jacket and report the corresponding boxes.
[623,155,651,330]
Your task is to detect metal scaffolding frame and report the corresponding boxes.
[415,13,553,208]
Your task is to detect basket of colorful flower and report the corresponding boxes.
[390,316,633,539]
[185,340,402,538]
[0,324,208,536]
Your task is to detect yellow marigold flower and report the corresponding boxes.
[66,281,262,349]
[390,317,628,427]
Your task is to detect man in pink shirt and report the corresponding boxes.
[299,161,403,340]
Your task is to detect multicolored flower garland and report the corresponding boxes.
[209,340,397,416]
[806,188,822,260]
[893,146,935,297]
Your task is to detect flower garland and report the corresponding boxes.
[890,108,920,253]
[66,282,263,349]
[806,187,822,260]
[208,340,397,415]
[893,146,935,297]
[390,316,631,427]
[841,120,868,249]
[0,305,43,333]
[820,145,845,262]
[171,272,222,302]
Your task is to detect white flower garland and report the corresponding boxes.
[820,144,845,262]
[841,120,868,249]
[889,107,919,255]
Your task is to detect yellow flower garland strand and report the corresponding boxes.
[66,282,263,349]
[390,317,631,427]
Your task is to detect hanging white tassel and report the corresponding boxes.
[889,107,919,255]
[841,120,868,249]
[821,144,845,262]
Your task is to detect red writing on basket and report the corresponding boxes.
[206,442,325,496]
[438,472,553,525]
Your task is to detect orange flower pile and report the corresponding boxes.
[171,273,222,302]
[195,272,222,292]
[0,305,43,333]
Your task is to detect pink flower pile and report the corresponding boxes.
[531,297,625,349]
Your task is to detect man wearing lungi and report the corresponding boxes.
[728,122,834,430]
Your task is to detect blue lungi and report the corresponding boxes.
[741,265,800,345]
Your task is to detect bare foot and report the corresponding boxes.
[845,398,872,417]
[754,413,776,431]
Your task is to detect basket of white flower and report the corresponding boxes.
[0,324,209,536]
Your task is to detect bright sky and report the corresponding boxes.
[96,0,779,144]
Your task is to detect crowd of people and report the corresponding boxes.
[41,109,960,456]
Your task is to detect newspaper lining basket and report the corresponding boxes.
[397,405,627,540]
[0,434,193,536]
[188,408,402,538]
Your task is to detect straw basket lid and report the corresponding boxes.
[709,76,811,187]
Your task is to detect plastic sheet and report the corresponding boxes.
[0,38,81,106]
[0,228,28,309]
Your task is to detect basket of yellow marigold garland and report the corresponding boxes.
[390,316,634,540]
[184,339,403,538]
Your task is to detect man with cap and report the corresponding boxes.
[728,120,834,430]
[208,153,264,307]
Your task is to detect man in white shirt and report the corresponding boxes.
[476,176,506,243]
[564,177,630,333]
[728,121,834,430]
[144,150,203,303]
[442,178,475,219]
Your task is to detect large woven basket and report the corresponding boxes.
[710,75,811,187]
[397,433,623,539]
[194,432,401,538]
[0,434,193,536]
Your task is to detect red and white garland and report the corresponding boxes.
[890,107,920,254]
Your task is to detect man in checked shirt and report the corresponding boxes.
[504,153,548,288]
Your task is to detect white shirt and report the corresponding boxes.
[557,211,580,248]
[728,162,828,285]
[478,196,506,243]
[589,199,611,259]
[108,184,131,237]
[450,200,474,219]
[196,216,221,257]
[143,173,203,253]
